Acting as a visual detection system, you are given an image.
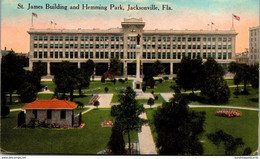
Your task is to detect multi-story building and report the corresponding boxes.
[235,49,249,64]
[28,18,237,76]
[248,26,259,65]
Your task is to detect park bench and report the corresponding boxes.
[88,95,100,105]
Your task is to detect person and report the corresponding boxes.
[136,33,141,45]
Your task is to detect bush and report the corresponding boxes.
[101,76,105,83]
[113,79,117,84]
[243,147,252,155]
[94,100,100,109]
[151,91,154,95]
[155,96,158,100]
[18,111,25,127]
[146,78,155,88]
[142,86,146,92]
[172,76,176,80]
[1,106,10,116]
[125,78,128,82]
[163,77,169,80]
[118,79,124,83]
[105,87,109,93]
[159,79,163,83]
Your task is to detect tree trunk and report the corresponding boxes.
[70,89,74,101]
[128,131,131,153]
[9,90,13,105]
[244,80,247,92]
[78,88,82,96]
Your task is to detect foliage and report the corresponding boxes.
[207,130,244,155]
[94,101,100,109]
[111,87,145,152]
[142,86,146,92]
[144,77,155,88]
[18,111,25,127]
[33,60,47,76]
[104,87,109,93]
[201,57,230,103]
[18,82,38,103]
[154,93,206,155]
[163,77,169,80]
[147,98,155,108]
[103,71,114,79]
[242,147,252,155]
[176,56,205,93]
[109,58,122,76]
[101,76,106,83]
[249,64,259,89]
[82,59,95,76]
[107,121,126,154]
[152,60,165,77]
[1,106,10,117]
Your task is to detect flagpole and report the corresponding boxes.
[31,13,33,28]
[232,14,234,29]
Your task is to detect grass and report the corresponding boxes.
[111,93,166,104]
[74,107,90,114]
[145,107,258,155]
[145,80,176,92]
[41,81,56,92]
[225,79,234,86]
[190,87,259,108]
[1,108,138,154]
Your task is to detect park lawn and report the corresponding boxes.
[225,79,234,86]
[41,81,56,92]
[1,108,138,154]
[145,80,176,92]
[190,87,259,108]
[145,108,258,155]
[111,93,165,104]
[78,80,133,94]
[74,107,90,114]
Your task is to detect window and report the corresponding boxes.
[39,52,42,58]
[74,52,78,58]
[173,52,176,59]
[162,52,166,59]
[50,36,54,41]
[218,52,222,59]
[70,36,74,41]
[33,110,37,118]
[85,52,89,58]
[44,36,48,41]
[50,52,54,58]
[59,52,63,58]
[96,52,99,58]
[34,36,38,41]
[223,52,227,59]
[34,44,37,48]
[70,52,73,58]
[111,52,114,58]
[39,36,43,41]
[44,52,47,58]
[152,52,155,59]
[47,110,52,119]
[143,52,146,59]
[105,52,109,59]
[60,110,66,119]
[80,52,84,58]
[44,44,48,48]
[34,52,37,58]
[65,36,69,41]
[177,52,181,59]
[167,52,170,59]
[55,36,59,41]
[39,44,43,48]
[203,52,207,59]
[60,36,63,41]
[59,44,63,48]
[158,52,161,59]
[65,52,69,58]
[55,52,58,58]
[228,52,232,59]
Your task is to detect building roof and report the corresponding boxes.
[22,98,78,110]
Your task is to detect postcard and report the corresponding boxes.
[1,0,259,158]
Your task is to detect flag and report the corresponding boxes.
[211,22,214,25]
[233,14,240,21]
[51,20,53,24]
[32,12,38,18]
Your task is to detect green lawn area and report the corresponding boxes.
[146,107,258,155]
[145,80,176,92]
[41,81,56,92]
[190,87,259,108]
[225,79,234,86]
[111,93,166,104]
[74,107,90,114]
[1,108,138,154]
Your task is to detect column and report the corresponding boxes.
[29,60,33,71]
[47,62,50,75]
[170,62,173,75]
[78,62,81,69]
[136,45,141,79]
[124,61,128,78]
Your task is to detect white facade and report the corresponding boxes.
[28,18,237,76]
[248,26,259,65]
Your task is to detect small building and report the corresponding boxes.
[22,98,79,127]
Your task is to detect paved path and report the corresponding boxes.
[138,113,157,154]
[97,93,113,108]
[189,104,259,111]
[160,92,174,102]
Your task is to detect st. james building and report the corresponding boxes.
[28,18,237,76]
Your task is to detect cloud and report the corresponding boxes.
[2,0,19,5]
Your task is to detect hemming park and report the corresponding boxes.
[1,32,259,155]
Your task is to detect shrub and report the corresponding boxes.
[159,79,163,83]
[163,77,169,80]
[94,100,100,109]
[1,106,10,117]
[119,79,124,83]
[101,76,105,83]
[113,79,117,84]
[155,96,158,100]
[125,78,128,82]
[151,91,154,95]
[105,87,109,93]
[18,111,25,127]
[142,86,146,92]
[172,76,176,80]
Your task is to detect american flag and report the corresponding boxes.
[32,12,38,18]
[233,14,240,21]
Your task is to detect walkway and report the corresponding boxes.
[138,112,157,154]
[189,104,259,111]
[160,92,174,102]
[96,93,113,108]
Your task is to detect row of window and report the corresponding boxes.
[33,51,232,60]
[142,52,232,60]
[34,35,124,42]
[32,109,66,119]
[33,51,124,59]
[143,44,232,50]
[33,35,233,43]
[34,43,124,49]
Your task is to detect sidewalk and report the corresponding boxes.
[138,113,157,154]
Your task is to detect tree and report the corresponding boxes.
[18,111,25,127]
[75,69,90,96]
[249,64,259,89]
[94,100,100,109]
[201,57,230,103]
[111,87,145,152]
[53,61,78,101]
[32,60,47,77]
[109,58,122,76]
[154,93,205,155]
[147,98,154,108]
[176,56,205,93]
[82,59,95,76]
[151,60,165,77]
[105,87,109,93]
[101,76,106,83]
[108,121,126,154]
[17,82,38,103]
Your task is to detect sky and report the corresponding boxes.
[1,0,259,53]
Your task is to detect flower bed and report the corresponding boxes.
[115,86,126,90]
[101,120,113,127]
[216,109,241,118]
